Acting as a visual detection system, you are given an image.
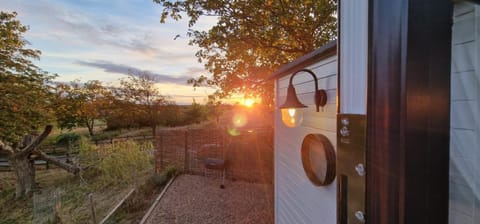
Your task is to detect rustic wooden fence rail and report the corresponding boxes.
[91,135,154,145]
[0,155,69,171]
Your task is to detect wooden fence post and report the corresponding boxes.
[184,130,189,173]
[53,190,62,223]
[89,193,96,224]
[160,134,163,170]
[153,134,157,174]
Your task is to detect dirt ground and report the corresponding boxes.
[145,174,274,224]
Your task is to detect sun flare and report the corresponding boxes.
[243,99,254,108]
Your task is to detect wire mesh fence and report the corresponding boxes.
[33,188,62,224]
[155,127,273,183]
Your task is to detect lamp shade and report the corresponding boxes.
[279,84,307,109]
[277,69,328,128]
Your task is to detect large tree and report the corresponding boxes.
[114,72,167,135]
[154,0,337,104]
[0,11,79,199]
[55,80,112,136]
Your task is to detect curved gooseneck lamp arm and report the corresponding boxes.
[280,69,328,112]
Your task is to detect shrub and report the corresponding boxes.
[149,173,168,187]
[78,140,152,186]
[147,165,177,189]
[55,133,81,147]
[183,101,208,124]
[163,165,178,178]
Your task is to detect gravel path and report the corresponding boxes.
[145,174,273,224]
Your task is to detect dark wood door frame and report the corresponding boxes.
[366,0,452,223]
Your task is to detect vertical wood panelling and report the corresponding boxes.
[450,2,480,224]
[274,57,337,224]
[339,0,368,114]
[367,0,452,223]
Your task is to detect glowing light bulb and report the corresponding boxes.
[288,108,296,117]
[281,108,304,128]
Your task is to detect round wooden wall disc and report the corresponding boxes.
[301,134,336,186]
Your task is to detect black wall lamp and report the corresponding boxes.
[279,69,328,127]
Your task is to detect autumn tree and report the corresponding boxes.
[104,96,139,130]
[0,11,80,198]
[206,97,224,125]
[159,101,183,127]
[183,99,208,124]
[155,0,337,104]
[115,72,167,135]
[55,80,111,136]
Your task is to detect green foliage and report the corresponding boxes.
[206,100,224,124]
[76,137,97,168]
[183,100,208,124]
[0,11,56,146]
[41,135,58,147]
[106,72,168,132]
[155,0,337,105]
[149,173,168,187]
[148,165,176,188]
[163,165,178,178]
[55,133,81,147]
[160,101,184,127]
[78,140,152,186]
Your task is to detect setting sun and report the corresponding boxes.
[243,98,255,108]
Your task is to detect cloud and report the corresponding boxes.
[3,0,217,104]
[182,67,208,77]
[7,0,162,56]
[54,13,161,55]
[76,60,192,85]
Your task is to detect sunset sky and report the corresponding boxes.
[2,0,224,104]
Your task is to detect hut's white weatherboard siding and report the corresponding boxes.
[275,55,337,224]
[450,2,480,224]
[339,0,368,114]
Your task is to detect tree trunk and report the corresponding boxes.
[9,155,36,199]
[1,125,81,199]
[86,119,94,136]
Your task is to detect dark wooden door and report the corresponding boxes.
[366,0,452,223]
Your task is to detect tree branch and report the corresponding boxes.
[0,140,14,155]
[35,150,81,175]
[17,125,53,157]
